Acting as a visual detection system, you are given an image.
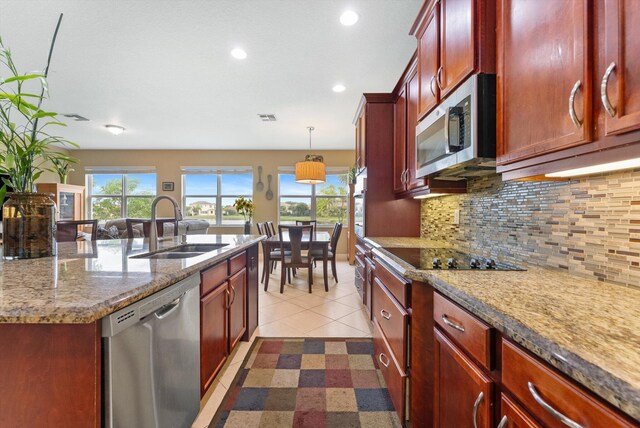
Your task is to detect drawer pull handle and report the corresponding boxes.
[472,391,483,428]
[378,353,390,368]
[601,62,616,117]
[442,314,465,332]
[380,309,391,320]
[429,75,436,97]
[528,382,584,428]
[497,415,508,428]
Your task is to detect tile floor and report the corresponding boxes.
[192,257,370,427]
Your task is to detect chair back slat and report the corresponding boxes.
[279,225,312,265]
[125,218,179,238]
[256,222,265,235]
[330,223,343,253]
[266,221,276,236]
[56,219,98,242]
[295,220,317,238]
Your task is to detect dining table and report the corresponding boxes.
[262,230,332,291]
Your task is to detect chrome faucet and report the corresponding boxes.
[149,195,183,252]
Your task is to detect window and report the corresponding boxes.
[182,167,253,226]
[86,168,157,219]
[278,169,348,225]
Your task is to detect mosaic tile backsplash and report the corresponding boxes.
[420,169,640,288]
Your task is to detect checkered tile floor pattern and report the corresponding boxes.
[209,338,402,427]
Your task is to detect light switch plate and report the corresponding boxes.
[453,209,460,225]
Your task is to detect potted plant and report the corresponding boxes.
[50,157,76,184]
[233,196,255,234]
[0,16,78,259]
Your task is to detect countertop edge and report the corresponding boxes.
[369,244,640,421]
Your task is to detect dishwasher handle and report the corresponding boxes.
[154,293,186,319]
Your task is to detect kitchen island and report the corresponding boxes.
[0,234,263,427]
[365,236,640,425]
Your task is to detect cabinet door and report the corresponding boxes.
[200,283,229,396]
[393,86,407,193]
[417,2,440,118]
[229,268,247,352]
[602,0,640,135]
[356,113,366,171]
[497,0,592,165]
[435,328,493,428]
[406,70,425,190]
[498,394,541,428]
[439,0,475,98]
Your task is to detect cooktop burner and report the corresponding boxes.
[382,247,524,271]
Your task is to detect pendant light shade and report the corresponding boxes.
[295,126,326,184]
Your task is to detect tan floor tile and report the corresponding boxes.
[301,354,326,369]
[285,293,330,309]
[258,293,285,308]
[260,411,294,427]
[270,369,300,387]
[333,292,365,309]
[324,341,348,354]
[359,412,403,428]
[243,368,275,387]
[258,300,305,325]
[326,388,358,412]
[337,309,373,335]
[306,321,369,338]
[192,381,227,428]
[218,361,241,388]
[310,301,359,320]
[278,310,333,333]
[256,320,307,338]
[323,286,359,300]
[349,354,376,370]
[224,411,263,428]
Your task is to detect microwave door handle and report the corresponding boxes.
[444,107,451,152]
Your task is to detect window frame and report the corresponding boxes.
[86,169,157,219]
[181,167,253,226]
[278,168,349,226]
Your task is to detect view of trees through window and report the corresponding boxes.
[279,173,348,224]
[182,171,253,225]
[88,173,157,219]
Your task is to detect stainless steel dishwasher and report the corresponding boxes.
[102,274,200,428]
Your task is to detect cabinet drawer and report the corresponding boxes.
[502,340,635,428]
[372,278,408,368]
[374,260,409,307]
[201,261,228,296]
[229,251,246,275]
[373,318,407,423]
[434,292,493,370]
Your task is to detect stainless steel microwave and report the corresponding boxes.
[415,74,496,180]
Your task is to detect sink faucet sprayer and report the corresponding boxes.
[149,195,183,252]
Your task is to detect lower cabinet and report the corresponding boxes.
[229,268,247,351]
[498,393,540,428]
[200,282,229,395]
[434,328,493,428]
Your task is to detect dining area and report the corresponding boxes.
[256,221,343,294]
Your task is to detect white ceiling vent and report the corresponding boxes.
[258,114,277,122]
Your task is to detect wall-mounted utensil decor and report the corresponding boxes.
[256,166,264,192]
[266,175,274,200]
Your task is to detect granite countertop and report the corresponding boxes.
[366,237,640,421]
[0,234,264,324]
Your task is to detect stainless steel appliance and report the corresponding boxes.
[102,274,200,428]
[382,247,524,271]
[353,174,365,238]
[415,74,496,180]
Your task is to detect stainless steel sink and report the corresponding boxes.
[131,243,229,259]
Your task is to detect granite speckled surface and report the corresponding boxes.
[0,235,264,324]
[366,237,640,421]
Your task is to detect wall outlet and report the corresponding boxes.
[453,209,460,225]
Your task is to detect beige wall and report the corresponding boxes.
[68,149,354,253]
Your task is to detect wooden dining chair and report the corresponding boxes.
[278,225,314,293]
[266,221,276,237]
[125,218,179,239]
[295,220,317,236]
[310,222,342,282]
[56,219,98,242]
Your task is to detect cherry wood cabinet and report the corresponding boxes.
[355,112,366,172]
[497,0,592,166]
[36,183,85,221]
[393,85,408,194]
[200,281,229,395]
[412,0,495,120]
[497,394,541,428]
[434,328,494,428]
[497,0,640,179]
[228,268,247,351]
[602,0,640,136]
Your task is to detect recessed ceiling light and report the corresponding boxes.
[340,10,359,26]
[230,48,247,60]
[105,124,125,136]
[332,84,346,93]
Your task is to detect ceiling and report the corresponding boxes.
[0,0,422,150]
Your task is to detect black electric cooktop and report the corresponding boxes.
[382,247,525,271]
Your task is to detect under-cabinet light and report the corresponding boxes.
[545,157,640,178]
[413,193,448,199]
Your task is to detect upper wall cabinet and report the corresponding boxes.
[412,0,496,120]
[496,0,592,166]
[497,0,640,179]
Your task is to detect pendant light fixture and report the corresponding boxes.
[295,126,326,184]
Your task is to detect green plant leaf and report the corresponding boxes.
[3,73,45,83]
[32,110,57,119]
